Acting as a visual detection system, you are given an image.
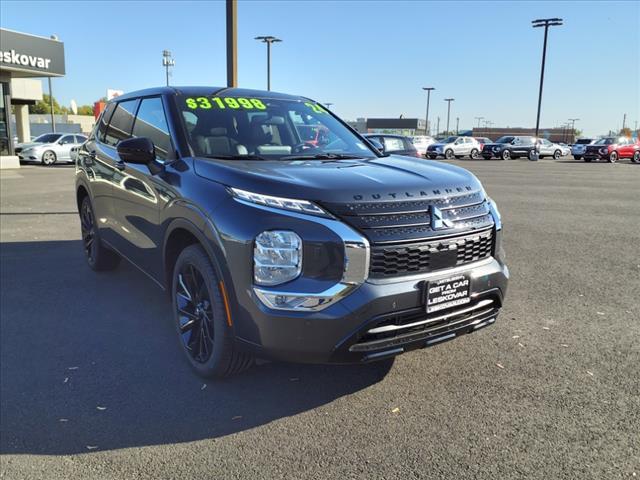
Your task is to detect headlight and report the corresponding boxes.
[230,187,329,217]
[435,147,443,152]
[493,146,501,151]
[487,197,502,230]
[254,230,302,286]
[599,147,608,155]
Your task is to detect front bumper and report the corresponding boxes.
[235,257,509,364]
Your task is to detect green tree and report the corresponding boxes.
[76,105,94,115]
[29,94,69,114]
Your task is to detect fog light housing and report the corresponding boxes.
[254,230,302,286]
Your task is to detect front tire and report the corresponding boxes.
[553,149,561,160]
[444,149,454,160]
[428,154,437,159]
[501,150,511,160]
[172,244,253,378]
[608,152,618,163]
[41,150,57,166]
[632,151,640,163]
[574,155,582,160]
[80,196,120,271]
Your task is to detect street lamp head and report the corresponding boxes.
[532,18,563,27]
[422,87,435,91]
[444,98,455,102]
[255,35,282,43]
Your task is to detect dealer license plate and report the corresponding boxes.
[425,274,471,313]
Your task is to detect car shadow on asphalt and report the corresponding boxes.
[0,240,393,455]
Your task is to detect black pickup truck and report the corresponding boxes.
[482,135,539,160]
[75,87,509,377]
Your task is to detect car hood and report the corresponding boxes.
[483,143,507,148]
[192,155,484,204]
[17,142,47,150]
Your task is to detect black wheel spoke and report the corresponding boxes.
[175,261,215,364]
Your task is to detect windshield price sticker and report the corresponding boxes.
[185,97,267,110]
[304,102,328,114]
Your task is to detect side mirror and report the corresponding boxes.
[368,139,384,153]
[117,137,155,165]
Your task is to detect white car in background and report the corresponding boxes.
[426,136,482,159]
[536,138,570,159]
[410,135,435,157]
[15,133,87,166]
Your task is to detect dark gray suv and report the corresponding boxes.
[75,87,509,377]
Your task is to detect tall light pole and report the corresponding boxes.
[49,34,58,132]
[422,87,435,135]
[255,36,282,91]
[162,50,175,86]
[444,98,454,135]
[226,0,237,87]
[475,116,484,129]
[324,102,334,109]
[436,117,440,137]
[456,117,460,135]
[532,17,563,138]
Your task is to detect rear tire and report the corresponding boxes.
[80,196,120,271]
[584,158,591,162]
[608,152,618,163]
[172,244,253,378]
[470,149,479,159]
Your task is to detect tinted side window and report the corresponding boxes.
[104,100,138,147]
[75,135,87,144]
[59,135,75,145]
[96,103,115,142]
[132,97,172,160]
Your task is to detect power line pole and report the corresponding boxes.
[422,87,435,136]
[475,116,484,129]
[444,98,454,135]
[622,113,627,131]
[532,17,563,138]
[226,0,237,87]
[255,36,282,91]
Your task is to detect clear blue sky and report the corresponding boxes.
[1,0,638,136]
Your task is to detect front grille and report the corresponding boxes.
[369,229,493,278]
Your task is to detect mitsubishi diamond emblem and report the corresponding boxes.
[431,206,454,230]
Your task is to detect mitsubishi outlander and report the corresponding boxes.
[75,87,509,377]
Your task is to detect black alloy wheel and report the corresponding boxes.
[175,262,215,365]
[79,196,120,271]
[171,244,253,377]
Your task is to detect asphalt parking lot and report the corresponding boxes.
[1,158,639,480]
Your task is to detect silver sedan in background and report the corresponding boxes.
[15,133,87,166]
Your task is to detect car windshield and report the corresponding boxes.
[34,133,63,143]
[594,138,615,145]
[176,94,377,160]
[495,136,514,144]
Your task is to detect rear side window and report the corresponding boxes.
[96,103,115,142]
[104,100,138,147]
[403,138,416,150]
[75,135,87,143]
[132,97,172,161]
[383,137,405,152]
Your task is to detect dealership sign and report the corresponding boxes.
[0,28,65,77]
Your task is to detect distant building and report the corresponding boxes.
[346,117,426,136]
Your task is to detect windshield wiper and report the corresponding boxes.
[281,153,369,161]
[201,154,267,161]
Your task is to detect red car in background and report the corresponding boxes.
[583,137,640,163]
